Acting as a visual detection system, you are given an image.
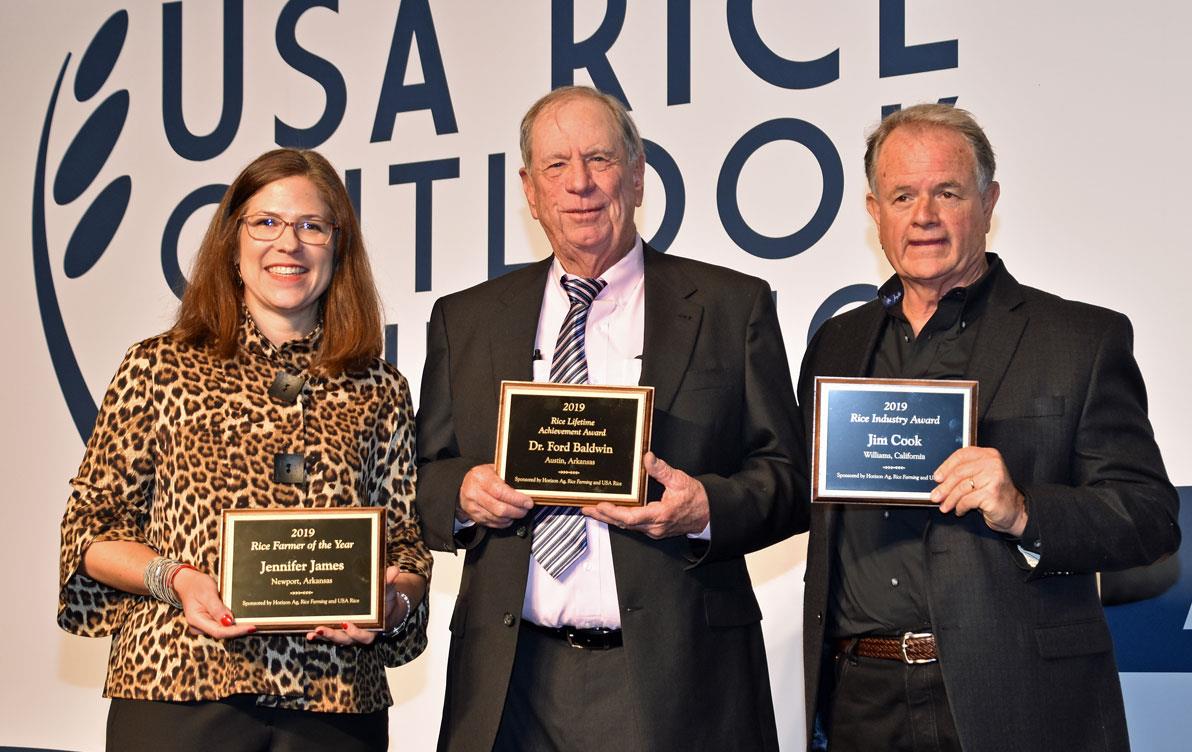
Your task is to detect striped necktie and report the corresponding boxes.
[531,275,607,578]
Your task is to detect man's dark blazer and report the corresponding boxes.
[416,245,806,752]
[797,261,1180,752]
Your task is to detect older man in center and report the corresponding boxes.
[416,86,806,752]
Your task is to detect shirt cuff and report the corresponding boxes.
[686,522,712,541]
[1015,509,1042,568]
[1016,546,1040,568]
[452,516,476,534]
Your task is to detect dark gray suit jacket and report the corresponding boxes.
[417,246,807,752]
[797,261,1180,752]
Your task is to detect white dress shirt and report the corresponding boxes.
[521,238,647,629]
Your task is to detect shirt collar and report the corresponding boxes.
[549,235,644,304]
[878,252,1004,319]
[240,309,323,367]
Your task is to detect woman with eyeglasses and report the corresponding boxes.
[57,148,430,751]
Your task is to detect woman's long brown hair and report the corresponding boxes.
[170,148,382,375]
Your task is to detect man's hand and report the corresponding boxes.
[584,452,710,539]
[457,463,534,528]
[931,446,1027,537]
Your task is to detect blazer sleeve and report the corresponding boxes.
[375,372,434,578]
[794,319,831,434]
[695,280,809,562]
[370,371,432,667]
[1022,312,1180,576]
[58,341,158,636]
[415,298,490,553]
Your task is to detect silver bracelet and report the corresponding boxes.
[384,591,413,638]
[143,556,185,610]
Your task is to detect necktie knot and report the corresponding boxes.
[562,276,605,308]
[550,276,604,386]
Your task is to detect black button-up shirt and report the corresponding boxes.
[828,256,1001,638]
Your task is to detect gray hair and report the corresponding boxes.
[519,86,645,169]
[864,103,996,194]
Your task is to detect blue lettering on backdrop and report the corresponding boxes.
[56,92,131,280]
[717,118,843,259]
[38,4,970,442]
[643,140,684,252]
[390,159,461,292]
[487,153,531,280]
[551,0,630,108]
[879,0,958,78]
[667,0,691,105]
[161,184,227,299]
[371,0,457,141]
[54,93,127,210]
[67,177,132,281]
[275,0,347,148]
[33,10,130,442]
[726,0,839,89]
[162,0,244,161]
[385,324,398,367]
[345,168,362,219]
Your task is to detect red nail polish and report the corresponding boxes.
[341,622,351,630]
[220,614,235,627]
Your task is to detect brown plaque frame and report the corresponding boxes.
[494,380,653,506]
[218,507,385,632]
[812,377,978,505]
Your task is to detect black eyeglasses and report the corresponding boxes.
[240,213,336,245]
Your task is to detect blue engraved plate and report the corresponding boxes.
[813,378,977,504]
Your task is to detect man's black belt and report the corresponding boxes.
[524,621,623,650]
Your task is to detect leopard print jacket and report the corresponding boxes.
[58,316,432,713]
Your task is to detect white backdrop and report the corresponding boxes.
[2,2,1189,750]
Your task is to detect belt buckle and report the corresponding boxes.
[562,628,586,650]
[900,631,935,665]
[561,627,618,650]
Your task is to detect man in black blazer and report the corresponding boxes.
[417,86,805,752]
[798,104,1179,752]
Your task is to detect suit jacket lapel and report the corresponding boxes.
[640,246,702,413]
[489,257,552,406]
[967,268,1028,418]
